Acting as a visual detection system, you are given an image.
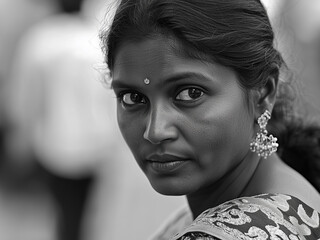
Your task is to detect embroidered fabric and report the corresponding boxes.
[172,194,320,240]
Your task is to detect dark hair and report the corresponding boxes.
[102,0,283,90]
[100,0,320,192]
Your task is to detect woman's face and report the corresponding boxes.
[112,36,255,195]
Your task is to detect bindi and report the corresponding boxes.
[143,78,150,85]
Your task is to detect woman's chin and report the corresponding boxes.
[148,179,191,196]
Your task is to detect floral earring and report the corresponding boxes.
[250,110,278,159]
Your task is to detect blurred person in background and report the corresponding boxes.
[0,0,58,175]
[3,0,185,240]
[0,0,58,155]
[3,1,110,239]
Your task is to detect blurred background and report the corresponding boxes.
[0,0,319,240]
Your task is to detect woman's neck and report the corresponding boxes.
[186,151,261,219]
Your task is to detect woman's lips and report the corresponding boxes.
[146,154,189,173]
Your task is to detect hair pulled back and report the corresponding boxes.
[102,0,283,90]
[100,0,320,192]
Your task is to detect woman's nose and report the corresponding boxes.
[143,104,178,144]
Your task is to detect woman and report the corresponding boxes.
[100,0,320,239]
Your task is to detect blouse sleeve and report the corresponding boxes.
[171,193,320,240]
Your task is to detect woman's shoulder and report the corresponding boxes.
[244,154,320,212]
[172,193,320,240]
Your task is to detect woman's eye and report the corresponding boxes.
[176,88,204,101]
[121,92,147,105]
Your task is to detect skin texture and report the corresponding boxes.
[111,36,320,217]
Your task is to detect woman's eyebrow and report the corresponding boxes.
[162,72,212,85]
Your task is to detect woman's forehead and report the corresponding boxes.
[113,37,186,81]
[114,36,178,65]
[112,36,216,82]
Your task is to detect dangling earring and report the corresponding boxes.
[250,110,278,159]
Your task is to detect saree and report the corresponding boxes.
[151,193,320,240]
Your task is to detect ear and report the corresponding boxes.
[254,76,278,118]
